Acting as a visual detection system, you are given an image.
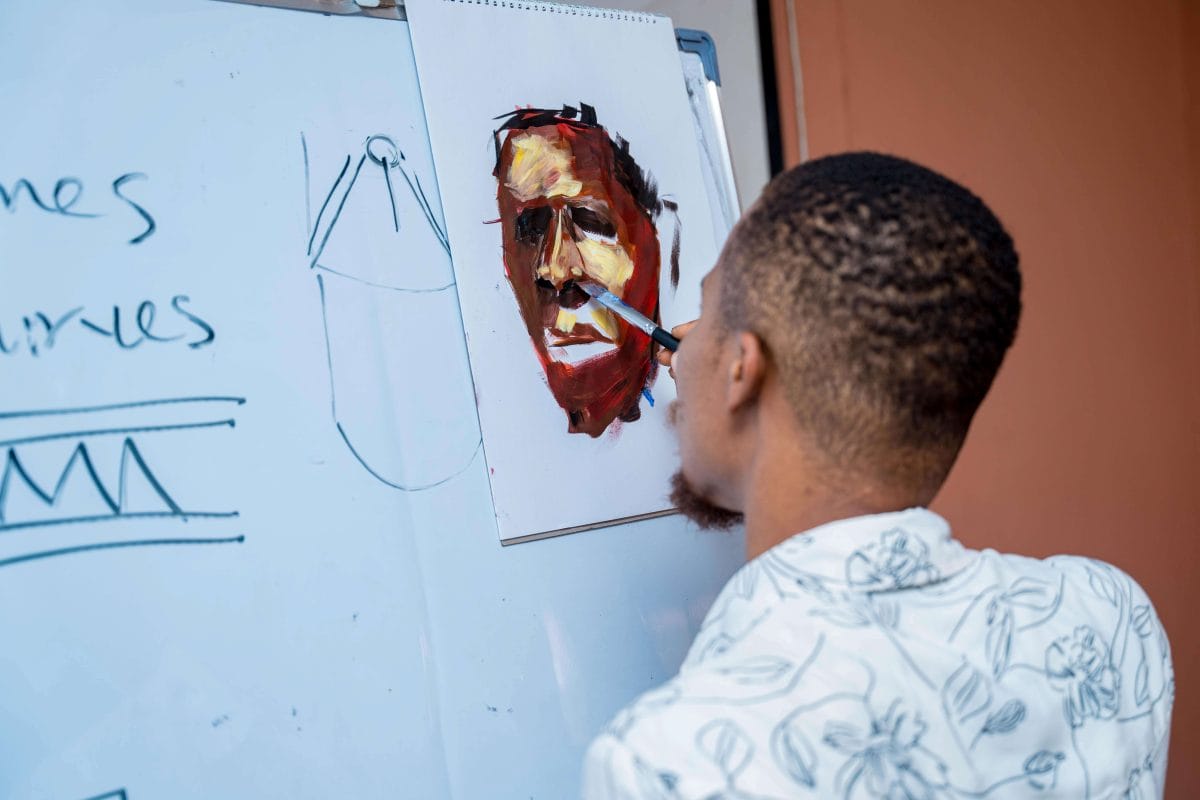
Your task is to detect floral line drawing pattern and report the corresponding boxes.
[585,510,1173,800]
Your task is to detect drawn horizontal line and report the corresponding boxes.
[0,510,240,534]
[0,535,245,569]
[314,262,455,294]
[0,419,235,448]
[0,396,246,420]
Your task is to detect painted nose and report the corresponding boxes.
[538,209,585,289]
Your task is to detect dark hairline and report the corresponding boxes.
[492,103,662,219]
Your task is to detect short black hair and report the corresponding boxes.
[492,103,661,218]
[721,152,1022,489]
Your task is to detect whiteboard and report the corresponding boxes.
[0,2,743,798]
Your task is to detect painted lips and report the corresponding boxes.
[544,297,622,364]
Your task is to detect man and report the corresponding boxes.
[494,104,671,437]
[583,153,1173,798]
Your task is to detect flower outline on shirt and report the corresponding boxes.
[845,528,939,591]
[823,699,950,799]
[1045,625,1120,728]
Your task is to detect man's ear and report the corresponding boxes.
[726,331,767,413]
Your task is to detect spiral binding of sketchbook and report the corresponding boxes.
[438,0,660,23]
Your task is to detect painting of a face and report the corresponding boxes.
[496,119,661,437]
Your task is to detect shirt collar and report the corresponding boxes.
[684,508,976,669]
[754,507,973,593]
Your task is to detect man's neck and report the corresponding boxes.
[739,429,925,561]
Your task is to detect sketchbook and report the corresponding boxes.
[407,0,722,543]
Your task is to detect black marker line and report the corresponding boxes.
[396,167,441,244]
[397,167,451,257]
[0,396,245,421]
[364,135,402,234]
[314,263,454,294]
[316,274,338,420]
[0,418,234,448]
[335,422,481,492]
[413,173,449,244]
[79,318,113,338]
[120,437,183,514]
[1,441,118,516]
[80,789,128,800]
[307,154,351,257]
[113,173,156,245]
[382,160,400,233]
[302,132,312,239]
[0,535,245,569]
[0,510,240,534]
[309,155,367,270]
[36,306,84,349]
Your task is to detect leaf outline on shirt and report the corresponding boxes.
[1086,562,1121,607]
[769,715,818,789]
[985,599,1015,677]
[630,753,682,800]
[971,698,1027,750]
[685,635,826,706]
[716,655,795,687]
[696,718,754,783]
[942,661,992,725]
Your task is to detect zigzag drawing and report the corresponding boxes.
[0,396,246,567]
[0,437,237,532]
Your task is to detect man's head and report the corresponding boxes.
[494,104,663,437]
[670,152,1022,529]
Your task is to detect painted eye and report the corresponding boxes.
[569,206,618,244]
[514,206,553,244]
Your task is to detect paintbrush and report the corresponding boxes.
[580,283,680,351]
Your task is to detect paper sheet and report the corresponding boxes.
[407,0,721,542]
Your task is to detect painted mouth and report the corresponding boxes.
[546,338,619,365]
[542,295,623,364]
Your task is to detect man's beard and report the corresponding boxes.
[669,471,744,530]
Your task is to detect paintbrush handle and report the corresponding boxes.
[652,327,680,352]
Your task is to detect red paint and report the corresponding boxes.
[496,115,661,437]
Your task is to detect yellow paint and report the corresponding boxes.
[577,238,635,293]
[545,217,567,283]
[505,132,582,202]
[555,308,578,333]
[592,307,620,341]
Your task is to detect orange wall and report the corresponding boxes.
[771,0,1200,793]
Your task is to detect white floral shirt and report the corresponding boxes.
[583,509,1173,799]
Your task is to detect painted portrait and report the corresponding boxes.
[492,104,678,437]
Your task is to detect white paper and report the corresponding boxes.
[407,0,721,542]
